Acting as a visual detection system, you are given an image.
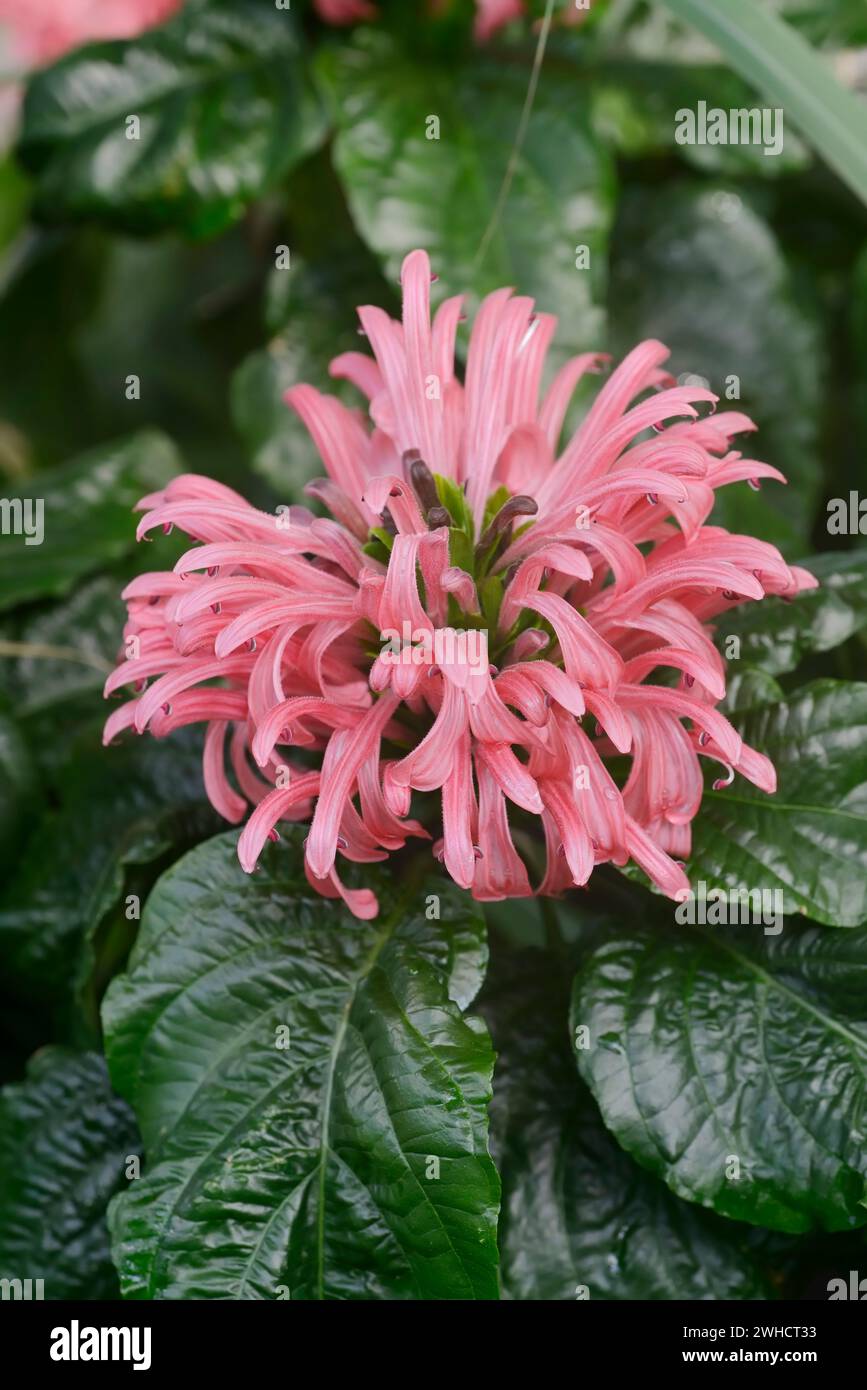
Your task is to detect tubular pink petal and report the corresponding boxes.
[620,685,743,765]
[625,816,691,899]
[476,742,544,814]
[441,734,477,889]
[203,721,247,823]
[238,773,321,873]
[622,646,726,702]
[305,693,399,880]
[734,742,777,794]
[473,760,533,899]
[538,780,594,886]
[102,702,139,745]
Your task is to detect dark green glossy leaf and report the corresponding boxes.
[689,680,867,926]
[17,0,326,238]
[0,539,187,774]
[483,945,778,1299]
[0,576,120,720]
[104,830,500,1299]
[0,713,38,862]
[610,184,824,554]
[0,729,219,1011]
[719,552,867,675]
[318,29,615,361]
[0,431,180,613]
[570,918,867,1233]
[0,1048,140,1300]
[722,667,785,715]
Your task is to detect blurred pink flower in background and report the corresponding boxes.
[104,249,816,920]
[314,0,378,23]
[0,0,180,68]
[0,0,180,140]
[314,0,584,41]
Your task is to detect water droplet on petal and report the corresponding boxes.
[267,828,280,843]
[684,673,695,688]
[646,492,658,505]
[473,844,484,860]
[162,522,173,536]
[211,602,222,614]
[747,478,761,492]
[247,638,257,653]
[161,702,172,716]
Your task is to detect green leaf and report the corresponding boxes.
[103,830,500,1300]
[570,918,867,1233]
[0,729,219,1014]
[660,0,867,208]
[483,944,778,1299]
[435,475,475,537]
[0,431,180,613]
[719,552,867,676]
[318,29,615,361]
[0,576,121,720]
[689,680,867,927]
[17,0,326,237]
[722,667,785,715]
[0,713,38,862]
[0,1048,140,1299]
[0,543,187,773]
[610,184,824,554]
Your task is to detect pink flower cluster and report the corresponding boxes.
[104,249,815,918]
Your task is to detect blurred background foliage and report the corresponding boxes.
[0,0,866,1301]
